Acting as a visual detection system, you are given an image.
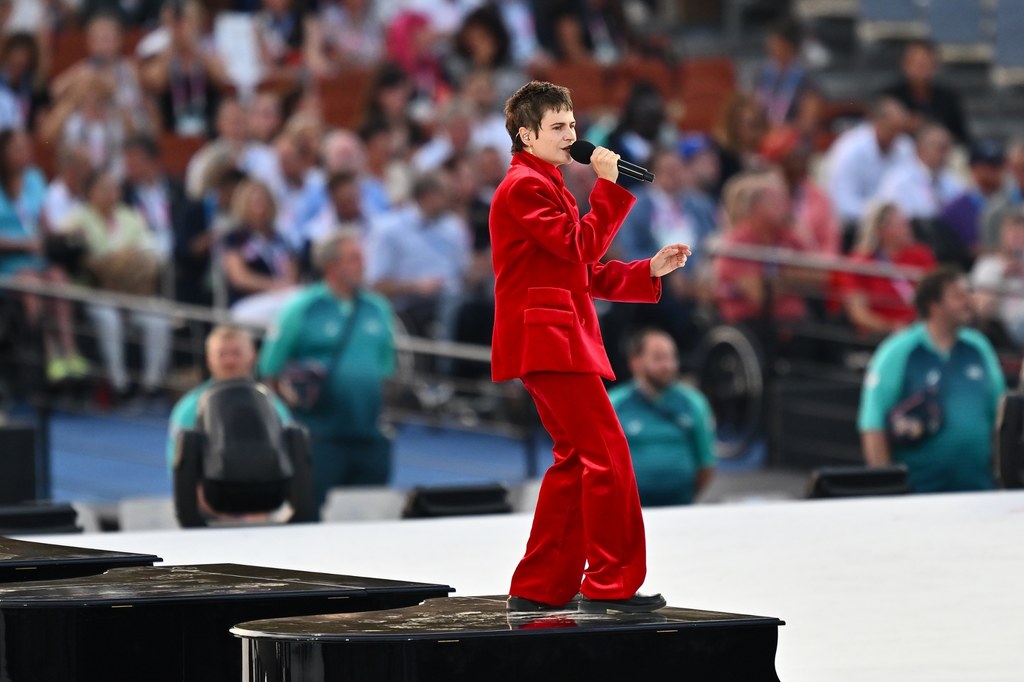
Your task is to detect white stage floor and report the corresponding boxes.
[32,490,1024,682]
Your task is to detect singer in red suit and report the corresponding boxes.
[491,81,691,613]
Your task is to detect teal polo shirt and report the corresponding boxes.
[166,379,292,472]
[258,283,396,438]
[858,322,1006,493]
[609,381,717,506]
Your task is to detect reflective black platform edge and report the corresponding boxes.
[233,596,785,682]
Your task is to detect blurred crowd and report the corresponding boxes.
[0,1,1020,404]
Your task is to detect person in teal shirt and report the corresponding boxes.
[167,325,291,472]
[609,328,716,506]
[259,229,396,508]
[859,267,1006,493]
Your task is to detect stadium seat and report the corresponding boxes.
[930,0,993,63]
[678,57,736,133]
[542,61,615,118]
[159,133,207,180]
[991,0,1024,87]
[858,0,929,43]
[793,0,859,20]
[318,66,376,131]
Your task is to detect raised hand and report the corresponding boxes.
[649,244,692,278]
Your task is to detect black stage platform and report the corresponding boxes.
[233,595,785,681]
[0,563,452,682]
[0,536,160,582]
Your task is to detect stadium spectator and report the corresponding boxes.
[459,69,514,165]
[678,133,721,201]
[981,139,1024,253]
[361,62,430,158]
[173,161,245,307]
[321,126,397,217]
[366,173,469,338]
[447,5,523,101]
[605,81,671,189]
[219,178,296,313]
[837,201,936,336]
[876,123,961,222]
[0,32,47,132]
[259,229,396,509]
[412,97,475,173]
[760,125,840,255]
[859,267,1005,493]
[139,0,227,138]
[252,0,311,94]
[184,97,275,198]
[751,17,822,135]
[247,91,283,146]
[825,97,915,242]
[259,129,326,250]
[713,171,821,336]
[546,0,636,65]
[121,133,188,275]
[303,170,370,271]
[971,211,1024,350]
[42,143,91,231]
[65,169,170,402]
[609,328,716,506]
[384,9,446,102]
[939,139,1006,264]
[50,12,152,133]
[0,129,86,383]
[881,39,969,145]
[711,92,768,200]
[166,324,291,471]
[304,0,385,76]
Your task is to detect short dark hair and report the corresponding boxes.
[328,170,358,191]
[914,266,963,319]
[768,17,804,49]
[625,327,672,359]
[504,81,573,154]
[904,38,938,56]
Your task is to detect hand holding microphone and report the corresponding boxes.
[570,140,656,183]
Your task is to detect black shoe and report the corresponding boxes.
[507,595,574,612]
[579,593,667,614]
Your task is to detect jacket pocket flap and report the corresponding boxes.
[524,307,574,328]
[527,287,573,310]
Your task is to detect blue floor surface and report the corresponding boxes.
[42,408,549,505]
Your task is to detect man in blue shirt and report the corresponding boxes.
[859,267,1006,492]
[609,329,716,506]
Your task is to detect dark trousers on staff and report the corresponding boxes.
[510,372,647,606]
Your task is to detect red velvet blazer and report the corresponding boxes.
[489,152,662,382]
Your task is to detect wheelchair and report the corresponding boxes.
[173,378,316,527]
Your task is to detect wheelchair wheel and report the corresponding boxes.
[695,324,766,460]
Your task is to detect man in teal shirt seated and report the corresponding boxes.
[609,329,716,506]
[167,325,292,471]
[859,267,1006,493]
[259,229,396,509]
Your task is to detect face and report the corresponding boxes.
[249,95,282,143]
[880,207,913,250]
[903,46,937,83]
[522,107,576,167]
[933,278,973,328]
[653,151,689,194]
[4,45,32,79]
[630,333,679,393]
[690,150,720,190]
[918,129,952,171]
[330,182,361,219]
[216,102,245,140]
[972,162,1004,196]
[326,238,364,289]
[417,184,450,219]
[752,182,791,230]
[1001,221,1024,257]
[245,187,274,228]
[765,34,796,65]
[89,174,120,210]
[737,105,767,151]
[123,147,155,183]
[207,335,255,380]
[87,18,121,62]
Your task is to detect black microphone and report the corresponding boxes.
[569,140,656,183]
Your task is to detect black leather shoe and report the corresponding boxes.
[579,593,667,613]
[507,595,574,612]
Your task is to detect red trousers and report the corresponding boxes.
[510,372,647,605]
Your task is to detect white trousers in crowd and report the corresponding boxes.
[86,304,172,393]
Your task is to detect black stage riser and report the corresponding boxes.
[242,626,782,682]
